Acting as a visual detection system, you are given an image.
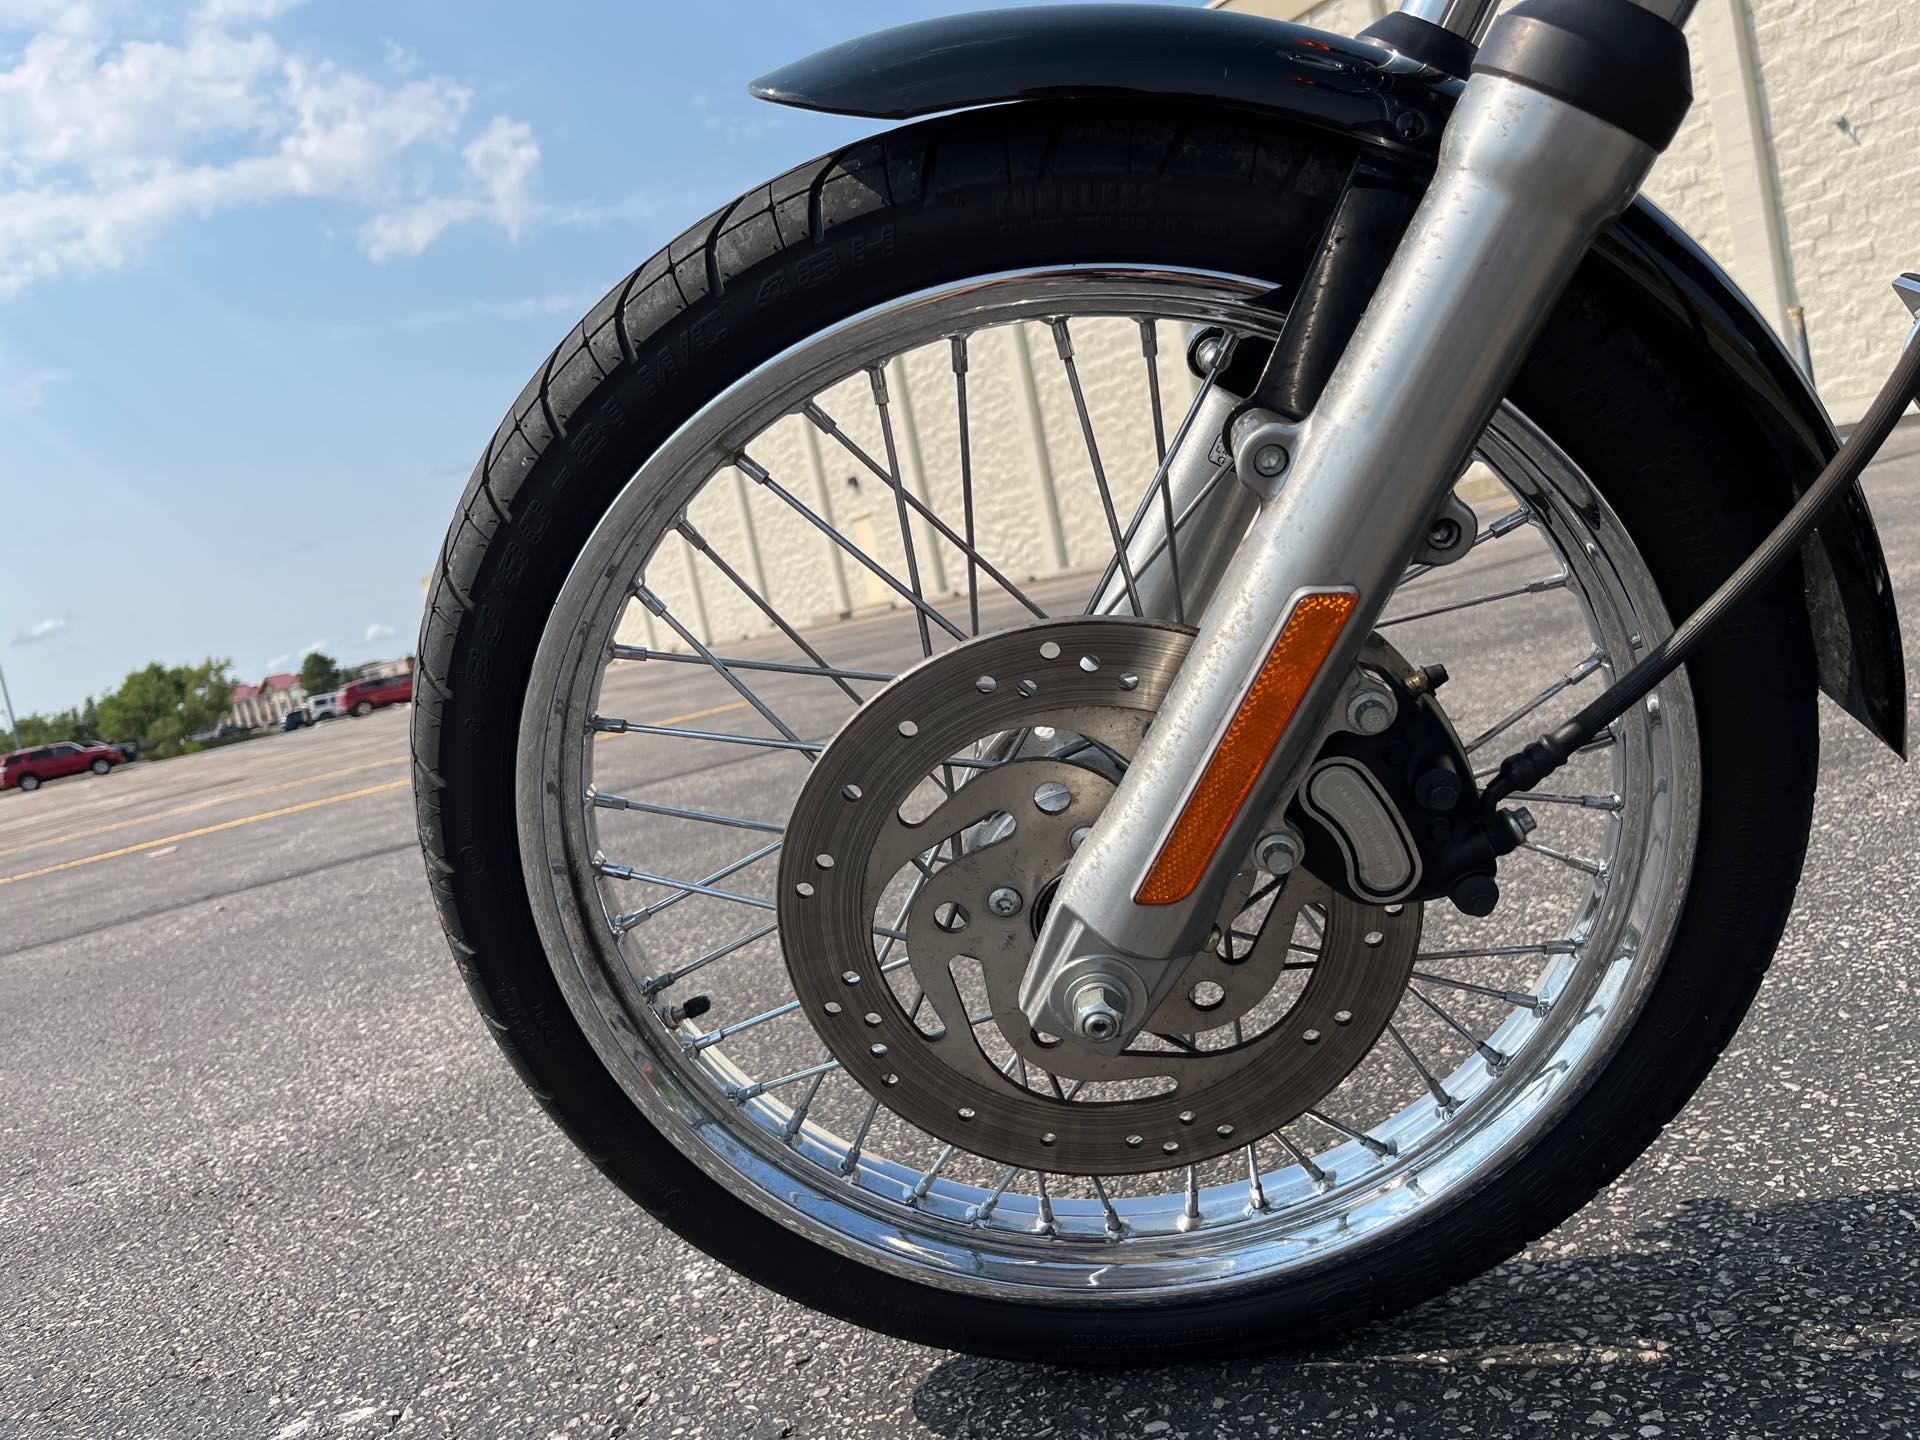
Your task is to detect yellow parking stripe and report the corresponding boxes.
[0,755,410,862]
[0,780,410,887]
[0,695,767,888]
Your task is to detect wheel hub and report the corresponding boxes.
[778,619,1419,1175]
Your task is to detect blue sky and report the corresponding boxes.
[0,0,1157,719]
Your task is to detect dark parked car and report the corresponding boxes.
[1,740,125,792]
[339,670,414,716]
[280,709,309,732]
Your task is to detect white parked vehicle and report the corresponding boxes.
[308,691,344,721]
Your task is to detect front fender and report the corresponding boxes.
[751,4,1905,753]
[749,4,1451,153]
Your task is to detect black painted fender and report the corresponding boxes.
[750,4,1905,753]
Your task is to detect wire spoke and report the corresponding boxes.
[591,791,783,833]
[1414,941,1576,961]
[640,922,778,995]
[1379,571,1568,628]
[780,1071,828,1143]
[1398,503,1533,586]
[735,451,967,643]
[592,715,823,754]
[610,645,894,686]
[1275,1131,1333,1189]
[678,519,870,703]
[1304,1108,1397,1158]
[868,369,934,656]
[1051,318,1142,616]
[1406,984,1509,1069]
[1140,318,1185,623]
[1465,649,1604,754]
[1091,464,1239,620]
[1410,969,1545,1011]
[951,335,982,636]
[1518,839,1607,877]
[1088,1174,1128,1238]
[1506,789,1623,811]
[730,1056,840,1103]
[636,584,805,744]
[603,841,782,924]
[805,399,1048,623]
[1387,1021,1457,1112]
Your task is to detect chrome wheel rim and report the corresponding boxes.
[517,268,1699,1303]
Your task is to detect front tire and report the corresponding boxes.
[18,774,39,792]
[412,102,1817,1361]
[90,759,110,775]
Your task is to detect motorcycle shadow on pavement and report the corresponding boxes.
[910,1187,1919,1438]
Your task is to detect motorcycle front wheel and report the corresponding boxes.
[413,101,1817,1363]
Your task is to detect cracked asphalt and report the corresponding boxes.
[4,428,1920,1440]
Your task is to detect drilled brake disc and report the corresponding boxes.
[778,618,1419,1175]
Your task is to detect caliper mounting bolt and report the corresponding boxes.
[1257,830,1301,875]
[1346,689,1396,735]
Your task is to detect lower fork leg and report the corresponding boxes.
[1020,0,1696,1048]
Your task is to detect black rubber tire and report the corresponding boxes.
[353,702,373,717]
[90,759,110,774]
[411,101,1817,1363]
[18,774,39,793]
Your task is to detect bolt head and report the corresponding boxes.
[986,886,1023,918]
[1346,690,1395,736]
[1069,979,1127,1043]
[1414,768,1463,811]
[1252,443,1288,477]
[1192,335,1225,372]
[1502,807,1538,841]
[1427,516,1463,551]
[1449,872,1500,918]
[1257,831,1300,875]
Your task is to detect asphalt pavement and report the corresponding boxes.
[6,429,1920,1439]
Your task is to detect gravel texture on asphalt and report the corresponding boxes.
[5,432,1920,1440]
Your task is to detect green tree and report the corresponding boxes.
[297,651,344,696]
[96,657,234,756]
[7,659,232,759]
[8,699,101,748]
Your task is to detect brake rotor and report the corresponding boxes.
[778,618,1419,1175]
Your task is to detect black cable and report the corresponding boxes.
[1482,328,1920,809]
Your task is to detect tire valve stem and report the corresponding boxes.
[661,995,713,1027]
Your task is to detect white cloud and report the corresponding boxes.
[360,622,396,645]
[359,115,539,260]
[0,5,540,297]
[264,651,289,669]
[328,285,604,337]
[14,616,68,644]
[6,366,71,406]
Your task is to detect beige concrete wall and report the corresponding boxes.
[1222,0,1920,423]
[619,320,1201,651]
[621,0,1920,655]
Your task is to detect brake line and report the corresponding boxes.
[1480,314,1920,810]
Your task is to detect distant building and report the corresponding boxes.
[229,673,307,727]
[345,656,414,683]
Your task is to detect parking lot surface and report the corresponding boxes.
[6,430,1920,1439]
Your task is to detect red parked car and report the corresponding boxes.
[1,740,126,793]
[339,670,414,717]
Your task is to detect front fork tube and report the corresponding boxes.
[1021,74,1663,1048]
